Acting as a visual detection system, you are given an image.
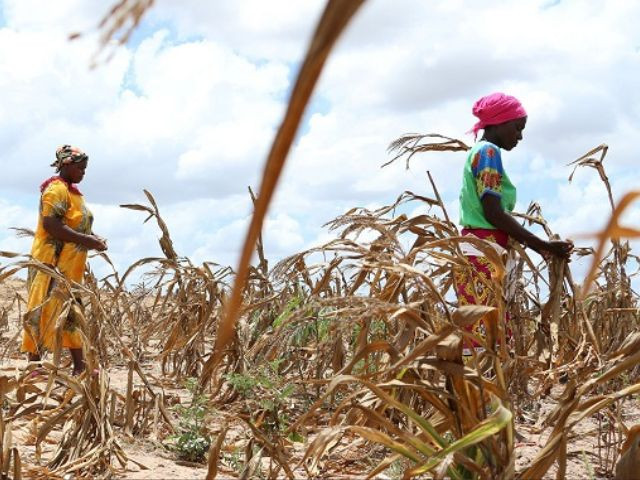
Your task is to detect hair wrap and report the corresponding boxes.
[50,145,88,171]
[469,92,527,138]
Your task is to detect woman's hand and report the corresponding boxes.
[480,197,574,260]
[83,234,108,251]
[44,216,108,251]
[540,239,573,259]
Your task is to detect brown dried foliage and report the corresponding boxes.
[0,0,639,478]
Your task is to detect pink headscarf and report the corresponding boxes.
[469,92,527,138]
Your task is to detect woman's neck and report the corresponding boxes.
[58,172,73,184]
[480,132,502,148]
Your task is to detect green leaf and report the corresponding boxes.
[272,296,302,328]
[408,402,512,476]
[288,431,305,443]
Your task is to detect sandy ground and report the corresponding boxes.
[1,277,638,479]
[0,361,212,480]
[514,393,640,479]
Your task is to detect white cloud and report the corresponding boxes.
[264,213,305,253]
[148,0,325,62]
[0,199,35,255]
[2,0,103,32]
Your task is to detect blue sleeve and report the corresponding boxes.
[470,144,505,199]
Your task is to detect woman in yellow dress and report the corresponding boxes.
[21,145,107,375]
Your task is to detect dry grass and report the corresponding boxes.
[0,1,639,478]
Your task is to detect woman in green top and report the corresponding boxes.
[455,92,572,353]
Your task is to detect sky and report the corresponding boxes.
[0,0,639,285]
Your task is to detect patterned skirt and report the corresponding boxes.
[21,268,84,354]
[453,228,510,354]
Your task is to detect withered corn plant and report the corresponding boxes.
[0,249,177,477]
[198,136,640,478]
[120,190,233,380]
[0,0,639,478]
[1,149,640,478]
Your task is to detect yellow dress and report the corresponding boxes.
[21,178,93,353]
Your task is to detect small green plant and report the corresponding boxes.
[226,446,244,474]
[225,359,295,433]
[386,458,411,480]
[272,295,302,328]
[291,313,331,346]
[269,292,333,348]
[168,378,211,462]
[581,449,596,480]
[369,317,388,338]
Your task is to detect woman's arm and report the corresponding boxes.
[481,195,572,257]
[43,216,107,251]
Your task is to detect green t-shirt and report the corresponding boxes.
[459,141,516,229]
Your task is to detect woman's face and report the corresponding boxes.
[61,159,88,183]
[495,117,527,151]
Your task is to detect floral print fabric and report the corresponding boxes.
[459,141,516,230]
[21,178,93,354]
[472,144,504,198]
[453,228,511,354]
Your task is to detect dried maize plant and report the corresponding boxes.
[255,190,518,479]
[0,1,637,477]
[234,186,283,353]
[356,136,640,479]
[80,255,128,367]
[109,359,177,441]
[120,190,233,380]
[0,389,22,480]
[4,362,154,478]
[0,275,26,362]
[504,205,580,399]
[152,260,232,379]
[0,255,175,477]
[0,259,123,474]
[36,371,126,477]
[568,146,638,359]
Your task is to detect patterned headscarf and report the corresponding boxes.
[50,145,88,171]
[469,92,527,138]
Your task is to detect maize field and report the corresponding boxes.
[0,1,639,478]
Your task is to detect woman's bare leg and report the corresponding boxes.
[28,352,41,362]
[70,348,85,375]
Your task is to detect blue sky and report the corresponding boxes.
[0,0,639,285]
